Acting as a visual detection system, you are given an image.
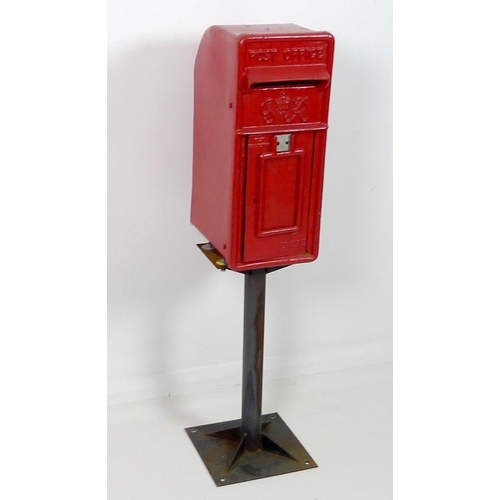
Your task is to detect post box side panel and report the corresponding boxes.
[191,27,240,256]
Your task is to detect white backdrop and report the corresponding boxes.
[108,0,392,404]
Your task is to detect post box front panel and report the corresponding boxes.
[243,131,314,262]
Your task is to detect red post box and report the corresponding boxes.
[191,24,335,271]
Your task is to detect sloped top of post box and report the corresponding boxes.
[212,24,332,39]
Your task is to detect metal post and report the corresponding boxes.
[186,252,317,486]
[241,269,266,451]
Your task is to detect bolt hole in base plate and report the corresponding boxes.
[185,413,317,487]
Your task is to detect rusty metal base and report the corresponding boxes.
[185,412,317,487]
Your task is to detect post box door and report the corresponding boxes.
[243,131,314,263]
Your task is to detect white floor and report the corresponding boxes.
[108,362,392,500]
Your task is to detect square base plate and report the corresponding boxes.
[185,412,317,486]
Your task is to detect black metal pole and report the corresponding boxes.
[241,269,266,451]
[186,260,317,485]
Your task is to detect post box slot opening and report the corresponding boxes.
[250,79,323,89]
[246,65,330,90]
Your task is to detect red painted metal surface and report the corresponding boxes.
[191,24,335,271]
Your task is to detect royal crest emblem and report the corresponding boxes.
[260,92,309,124]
